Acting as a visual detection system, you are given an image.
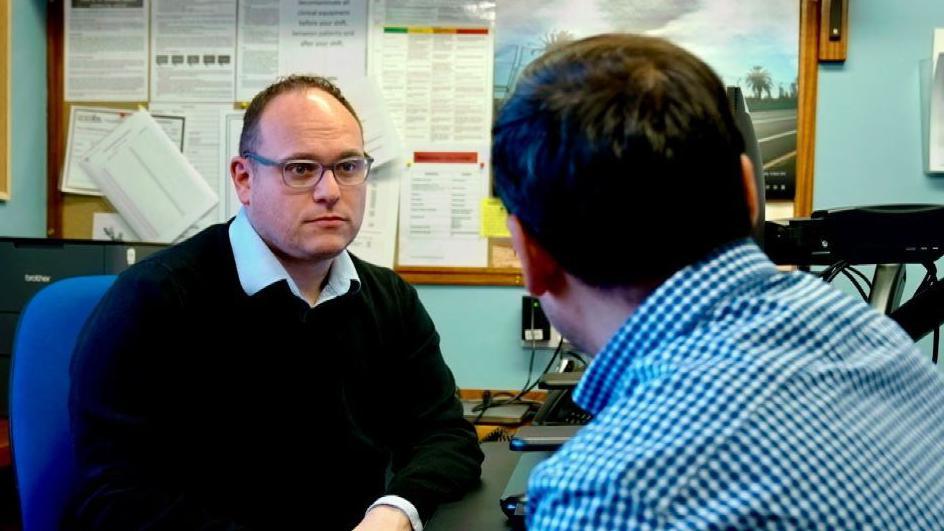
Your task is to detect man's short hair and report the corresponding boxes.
[492,34,751,288]
[239,74,362,156]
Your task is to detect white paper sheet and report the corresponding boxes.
[236,0,280,102]
[63,107,185,196]
[92,212,140,242]
[220,110,246,221]
[81,110,219,243]
[348,163,401,268]
[278,0,368,84]
[65,0,149,101]
[397,148,488,267]
[338,78,404,168]
[374,25,493,145]
[150,0,237,102]
[379,0,495,26]
[149,102,233,235]
[930,29,944,173]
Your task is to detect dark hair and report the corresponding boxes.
[239,74,361,156]
[492,33,751,288]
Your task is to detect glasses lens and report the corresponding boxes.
[334,158,370,185]
[282,161,321,187]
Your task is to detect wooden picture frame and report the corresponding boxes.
[0,0,10,201]
[43,0,824,284]
[795,0,821,219]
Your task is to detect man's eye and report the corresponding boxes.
[337,161,358,173]
[285,162,316,176]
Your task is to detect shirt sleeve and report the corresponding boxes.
[380,278,484,522]
[367,495,423,531]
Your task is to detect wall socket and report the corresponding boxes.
[521,295,564,349]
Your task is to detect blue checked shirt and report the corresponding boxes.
[527,239,944,530]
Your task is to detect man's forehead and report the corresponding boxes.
[260,88,361,132]
[301,88,340,114]
[265,88,340,115]
[254,91,363,154]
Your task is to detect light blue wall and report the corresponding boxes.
[5,0,944,388]
[814,0,944,360]
[814,1,944,208]
[0,0,46,237]
[416,285,555,390]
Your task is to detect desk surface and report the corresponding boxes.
[426,442,522,530]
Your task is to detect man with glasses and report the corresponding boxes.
[67,75,483,531]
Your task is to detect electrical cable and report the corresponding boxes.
[839,268,869,302]
[845,265,873,290]
[471,338,565,423]
[819,260,846,283]
[918,262,940,364]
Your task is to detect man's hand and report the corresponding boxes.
[352,505,413,531]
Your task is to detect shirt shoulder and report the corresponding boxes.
[530,267,939,529]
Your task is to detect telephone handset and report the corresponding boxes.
[531,388,592,426]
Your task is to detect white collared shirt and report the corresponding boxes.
[227,208,422,530]
[228,208,359,307]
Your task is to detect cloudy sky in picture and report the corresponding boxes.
[496,0,799,95]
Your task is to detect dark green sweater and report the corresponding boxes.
[67,223,483,530]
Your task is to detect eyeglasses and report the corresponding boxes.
[242,151,374,189]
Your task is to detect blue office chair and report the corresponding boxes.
[9,275,116,531]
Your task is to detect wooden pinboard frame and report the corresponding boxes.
[43,0,826,285]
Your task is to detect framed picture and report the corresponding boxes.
[496,1,802,203]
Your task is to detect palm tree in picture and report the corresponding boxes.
[745,66,773,99]
[500,31,574,98]
[540,30,576,53]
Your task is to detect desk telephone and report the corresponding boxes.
[500,373,592,527]
[532,388,592,426]
[500,398,588,527]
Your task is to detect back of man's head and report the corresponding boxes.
[492,33,752,288]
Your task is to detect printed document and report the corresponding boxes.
[149,102,234,233]
[374,24,493,145]
[63,106,184,195]
[65,0,149,101]
[80,110,218,243]
[278,0,368,85]
[150,0,237,102]
[236,0,280,101]
[349,163,401,268]
[397,148,488,267]
[220,110,246,220]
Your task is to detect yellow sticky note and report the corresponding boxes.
[481,197,511,238]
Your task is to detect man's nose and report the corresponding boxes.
[312,168,341,204]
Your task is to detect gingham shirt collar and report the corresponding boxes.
[574,238,777,415]
[228,208,360,307]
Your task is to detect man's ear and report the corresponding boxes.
[507,215,565,297]
[740,153,759,228]
[231,156,253,206]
